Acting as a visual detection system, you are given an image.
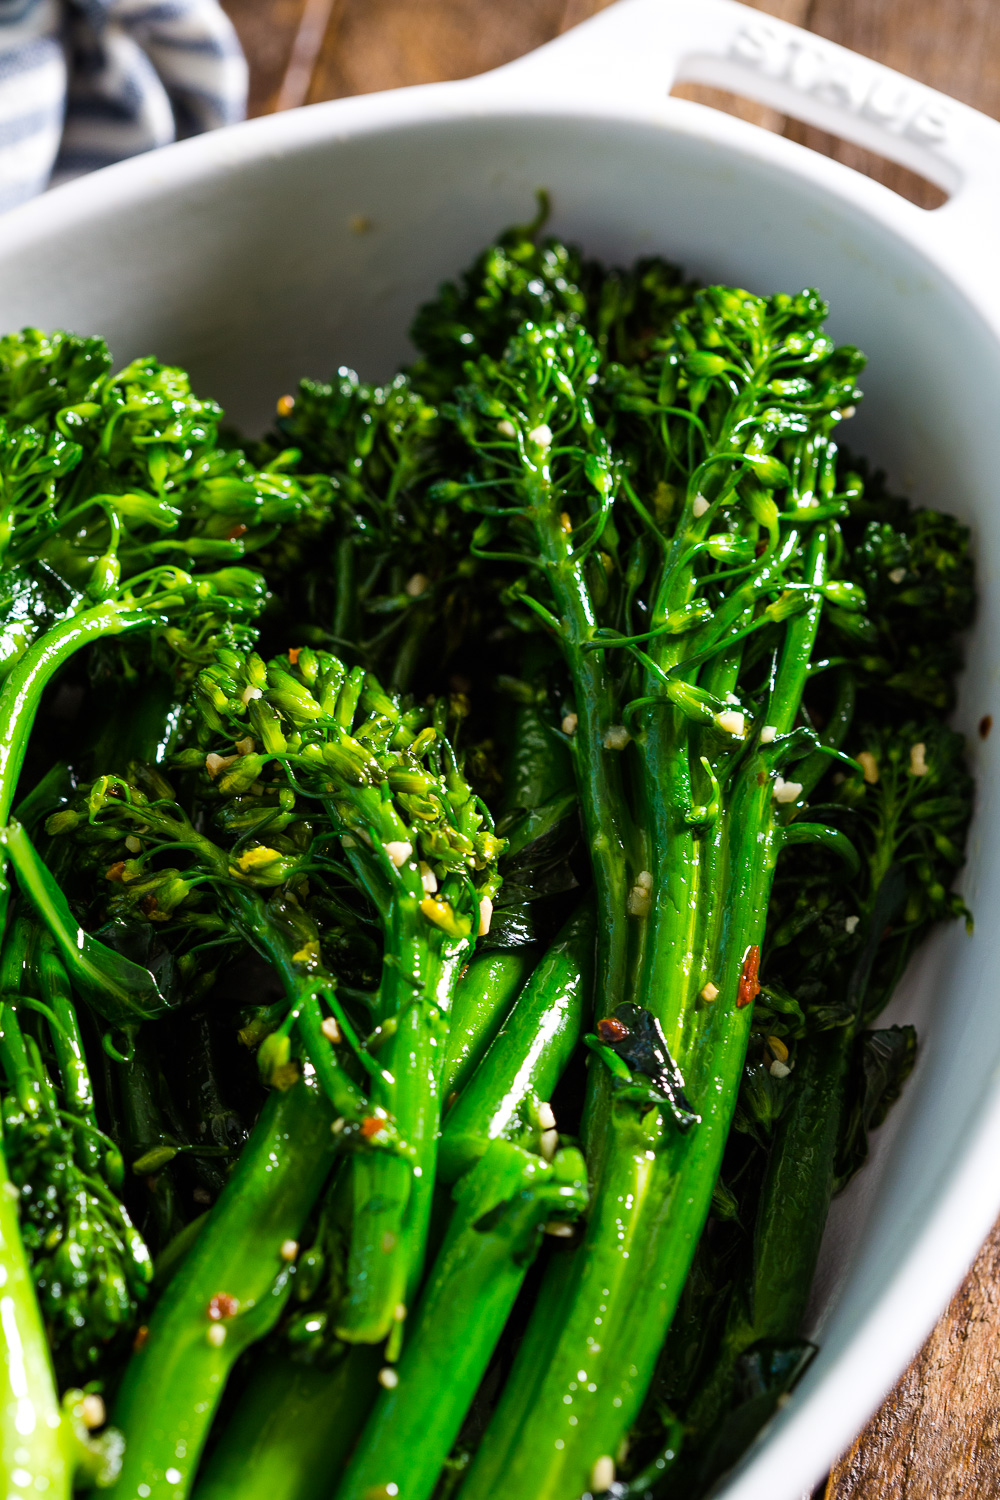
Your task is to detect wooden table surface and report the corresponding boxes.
[217,2,1000,1493]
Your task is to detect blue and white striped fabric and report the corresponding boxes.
[0,0,247,212]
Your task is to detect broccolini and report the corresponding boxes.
[0,221,974,1500]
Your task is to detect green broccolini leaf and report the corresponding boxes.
[834,1024,918,1190]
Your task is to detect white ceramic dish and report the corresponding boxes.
[2,3,999,1495]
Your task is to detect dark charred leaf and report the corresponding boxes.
[599,1003,700,1132]
[686,1341,816,1493]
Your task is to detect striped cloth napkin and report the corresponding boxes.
[0,0,248,212]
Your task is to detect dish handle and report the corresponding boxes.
[485,0,1000,219]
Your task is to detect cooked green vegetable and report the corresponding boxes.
[0,221,974,1500]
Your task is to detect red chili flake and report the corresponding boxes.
[226,522,248,542]
[597,1016,629,1043]
[287,647,302,665]
[105,861,126,882]
[360,1116,386,1140]
[980,715,993,741]
[133,1325,149,1352]
[207,1293,239,1321]
[736,945,760,1009]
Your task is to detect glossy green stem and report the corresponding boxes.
[335,1141,588,1500]
[441,948,535,1101]
[0,601,151,825]
[336,906,465,1343]
[465,532,829,1500]
[113,1030,187,1251]
[192,1348,382,1500]
[749,1029,851,1339]
[0,1118,74,1500]
[198,754,565,1497]
[439,903,594,1182]
[4,820,170,1023]
[538,500,633,1018]
[36,937,100,1157]
[502,403,634,1020]
[462,794,774,1500]
[107,1074,339,1500]
[0,917,41,1117]
[500,686,575,819]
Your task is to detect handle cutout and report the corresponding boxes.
[671,82,948,210]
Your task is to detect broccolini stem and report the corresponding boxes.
[465,531,831,1500]
[440,903,594,1182]
[192,1348,382,1500]
[336,916,465,1344]
[0,601,153,826]
[35,937,105,1172]
[536,496,634,1016]
[0,1118,74,1498]
[337,908,592,1500]
[441,949,536,1101]
[335,1140,588,1500]
[106,1073,340,1500]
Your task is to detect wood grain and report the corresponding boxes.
[304,0,570,102]
[215,2,1000,1494]
[826,1216,1000,1499]
[220,0,308,117]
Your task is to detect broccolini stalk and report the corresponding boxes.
[442,322,636,1027]
[641,718,972,1497]
[191,944,543,1500]
[191,1348,383,1500]
[334,903,592,1500]
[336,1140,588,1500]
[440,948,535,1100]
[189,644,503,1343]
[450,290,867,1498]
[193,689,573,1500]
[440,901,594,1182]
[106,1072,340,1500]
